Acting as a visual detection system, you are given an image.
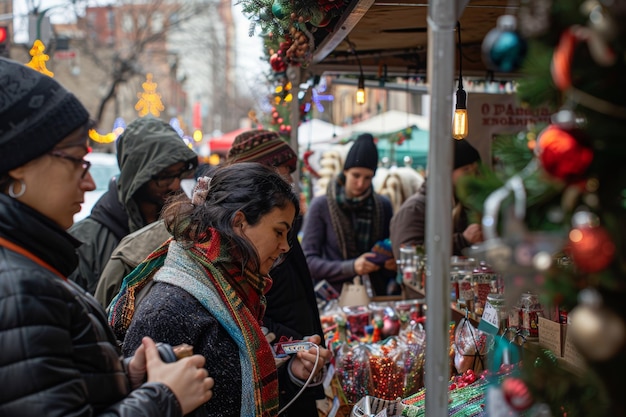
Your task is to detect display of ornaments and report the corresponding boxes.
[482,15,528,72]
[569,289,626,362]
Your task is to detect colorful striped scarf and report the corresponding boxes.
[109,229,279,416]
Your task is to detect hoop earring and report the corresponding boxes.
[8,179,26,198]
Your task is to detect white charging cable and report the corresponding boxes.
[277,342,322,415]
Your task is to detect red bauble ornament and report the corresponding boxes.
[502,377,533,411]
[568,225,615,273]
[270,53,287,72]
[551,29,576,90]
[537,125,593,182]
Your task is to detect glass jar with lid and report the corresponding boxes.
[486,293,508,334]
[519,292,543,338]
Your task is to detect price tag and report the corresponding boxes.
[478,301,500,335]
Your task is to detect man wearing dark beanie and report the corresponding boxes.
[301,133,396,296]
[389,138,483,262]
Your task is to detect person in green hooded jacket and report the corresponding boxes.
[68,116,198,294]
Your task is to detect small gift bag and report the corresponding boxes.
[339,276,370,308]
[453,317,493,375]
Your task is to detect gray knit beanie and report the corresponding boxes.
[0,57,90,174]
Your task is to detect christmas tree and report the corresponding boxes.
[457,1,626,416]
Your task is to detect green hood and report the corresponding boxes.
[115,116,197,232]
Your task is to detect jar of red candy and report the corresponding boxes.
[472,261,495,316]
[519,292,543,338]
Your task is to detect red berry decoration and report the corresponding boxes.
[502,377,533,411]
[568,225,615,273]
[536,125,593,182]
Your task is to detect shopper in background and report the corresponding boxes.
[113,163,330,417]
[69,116,198,294]
[301,133,396,296]
[389,138,483,259]
[0,56,213,417]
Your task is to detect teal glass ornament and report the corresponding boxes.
[482,15,528,72]
[271,0,286,19]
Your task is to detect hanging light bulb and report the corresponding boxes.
[453,84,468,139]
[356,74,366,105]
[452,22,468,139]
[350,38,366,105]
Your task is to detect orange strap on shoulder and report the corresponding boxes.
[0,236,67,280]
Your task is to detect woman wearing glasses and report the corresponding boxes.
[69,115,198,294]
[0,58,214,415]
[112,163,331,417]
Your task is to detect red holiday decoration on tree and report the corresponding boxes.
[270,53,287,72]
[536,125,593,182]
[567,225,615,273]
[502,377,534,411]
[551,29,577,91]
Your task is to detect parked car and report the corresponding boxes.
[74,152,119,223]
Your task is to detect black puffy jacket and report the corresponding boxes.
[0,193,182,417]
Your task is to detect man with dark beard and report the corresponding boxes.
[69,116,197,294]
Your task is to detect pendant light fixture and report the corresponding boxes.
[356,72,366,105]
[349,38,366,105]
[453,22,468,139]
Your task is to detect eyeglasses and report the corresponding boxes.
[151,165,196,188]
[48,150,92,178]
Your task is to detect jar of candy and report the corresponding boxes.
[457,273,474,313]
[472,261,495,316]
[450,256,472,302]
[519,292,543,338]
[342,305,370,339]
[486,293,508,333]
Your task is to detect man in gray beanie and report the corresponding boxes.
[389,138,483,261]
[68,116,198,294]
[301,133,396,296]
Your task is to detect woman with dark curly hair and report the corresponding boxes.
[113,162,330,417]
